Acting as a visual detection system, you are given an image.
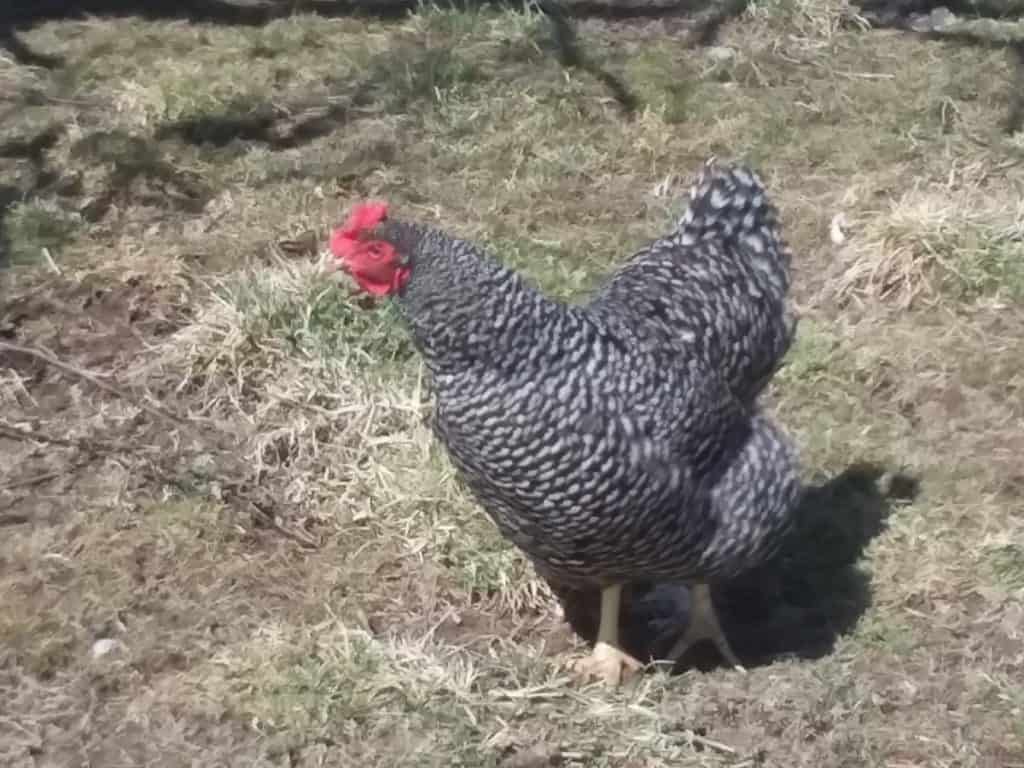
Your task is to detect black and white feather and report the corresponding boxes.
[371,159,802,597]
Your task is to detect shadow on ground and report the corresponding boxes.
[0,125,215,270]
[1,0,656,119]
[1,0,718,29]
[554,462,921,672]
[0,0,403,30]
[155,103,352,150]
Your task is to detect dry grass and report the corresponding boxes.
[2,2,1024,766]
[829,163,1024,308]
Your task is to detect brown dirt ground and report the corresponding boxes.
[2,2,1023,767]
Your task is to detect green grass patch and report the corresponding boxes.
[987,543,1024,591]
[218,266,417,378]
[2,200,81,267]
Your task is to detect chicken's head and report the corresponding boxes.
[327,201,410,296]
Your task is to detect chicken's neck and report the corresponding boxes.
[394,236,579,377]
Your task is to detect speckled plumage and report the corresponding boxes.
[373,160,802,594]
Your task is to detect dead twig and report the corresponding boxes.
[0,424,111,493]
[0,513,30,526]
[685,731,738,756]
[0,421,123,455]
[0,340,319,549]
[237,490,320,549]
[0,341,187,427]
[40,247,61,275]
[0,469,63,491]
[0,468,68,493]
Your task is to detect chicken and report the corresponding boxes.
[325,159,802,685]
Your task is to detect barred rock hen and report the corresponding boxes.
[326,160,802,685]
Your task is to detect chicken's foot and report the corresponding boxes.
[572,584,643,686]
[665,583,746,672]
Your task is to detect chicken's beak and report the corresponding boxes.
[319,250,344,276]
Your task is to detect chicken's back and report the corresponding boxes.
[588,160,798,405]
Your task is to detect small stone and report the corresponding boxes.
[706,46,736,63]
[90,638,125,660]
[830,213,848,245]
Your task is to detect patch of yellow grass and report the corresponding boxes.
[829,163,1024,308]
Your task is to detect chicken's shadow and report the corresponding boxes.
[554,462,921,672]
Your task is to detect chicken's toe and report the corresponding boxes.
[572,641,643,686]
[665,584,746,672]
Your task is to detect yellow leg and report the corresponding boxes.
[666,583,746,672]
[571,584,643,686]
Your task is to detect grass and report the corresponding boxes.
[2,200,82,267]
[214,262,417,373]
[988,543,1024,591]
[2,1,1024,766]
[832,172,1024,307]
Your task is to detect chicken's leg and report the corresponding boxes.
[666,583,746,672]
[572,584,643,686]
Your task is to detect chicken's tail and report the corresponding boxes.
[674,158,793,300]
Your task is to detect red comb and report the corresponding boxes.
[343,201,388,234]
[330,201,388,259]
